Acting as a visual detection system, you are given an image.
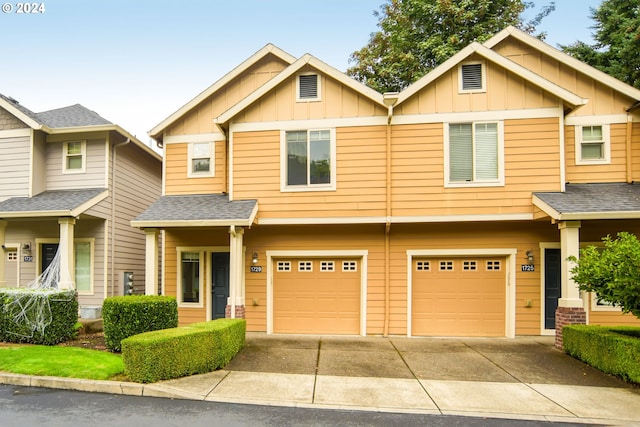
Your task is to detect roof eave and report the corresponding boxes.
[149,44,297,140]
[130,218,254,228]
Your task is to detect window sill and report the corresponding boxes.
[281,185,336,193]
[445,181,504,188]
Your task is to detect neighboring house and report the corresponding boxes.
[0,94,162,313]
[133,26,640,340]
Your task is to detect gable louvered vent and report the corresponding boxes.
[298,74,318,99]
[461,63,483,91]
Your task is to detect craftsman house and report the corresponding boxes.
[133,26,640,339]
[0,95,162,313]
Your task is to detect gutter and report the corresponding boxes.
[110,138,130,297]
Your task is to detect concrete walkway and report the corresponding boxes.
[2,334,640,425]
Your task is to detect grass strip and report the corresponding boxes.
[0,345,124,380]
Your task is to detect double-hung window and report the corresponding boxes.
[188,142,214,177]
[446,121,504,187]
[576,124,610,165]
[282,129,336,191]
[63,141,86,173]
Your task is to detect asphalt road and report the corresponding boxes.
[0,385,592,427]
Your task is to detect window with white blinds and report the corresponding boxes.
[448,122,500,184]
[575,124,610,165]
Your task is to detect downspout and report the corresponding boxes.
[626,113,633,183]
[111,138,130,296]
[383,93,398,337]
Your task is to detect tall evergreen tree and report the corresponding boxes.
[347,0,555,93]
[562,0,640,89]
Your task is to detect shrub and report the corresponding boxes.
[564,325,640,384]
[0,288,78,345]
[122,318,245,383]
[102,295,177,352]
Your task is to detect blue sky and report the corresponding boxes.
[0,0,602,147]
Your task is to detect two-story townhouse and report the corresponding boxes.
[133,26,640,342]
[0,94,162,314]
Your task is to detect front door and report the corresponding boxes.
[211,252,230,319]
[544,248,561,330]
[41,243,59,273]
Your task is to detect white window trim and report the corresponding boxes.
[176,247,205,308]
[34,237,94,294]
[187,141,215,178]
[62,140,86,174]
[280,128,337,192]
[296,72,321,102]
[444,121,505,188]
[458,61,487,93]
[75,238,94,296]
[574,124,611,165]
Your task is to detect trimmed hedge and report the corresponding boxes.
[102,295,177,352]
[0,288,78,345]
[122,318,246,383]
[563,325,640,384]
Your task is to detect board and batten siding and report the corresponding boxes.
[493,38,636,116]
[0,135,31,200]
[234,68,386,124]
[45,139,107,190]
[396,55,559,116]
[232,126,388,220]
[166,55,291,137]
[164,141,226,195]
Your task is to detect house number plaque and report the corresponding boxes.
[521,264,535,272]
[250,266,262,273]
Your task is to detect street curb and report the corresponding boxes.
[0,372,146,397]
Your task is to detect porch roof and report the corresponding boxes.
[533,183,640,220]
[131,194,258,228]
[0,188,108,218]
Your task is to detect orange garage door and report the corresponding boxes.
[273,258,360,334]
[412,257,506,337]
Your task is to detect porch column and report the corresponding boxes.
[144,228,159,295]
[0,220,7,287]
[58,218,76,290]
[227,226,245,319]
[556,220,586,349]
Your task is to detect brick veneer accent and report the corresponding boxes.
[555,306,586,349]
[225,304,246,319]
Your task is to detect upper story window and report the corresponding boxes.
[188,142,214,177]
[282,129,336,192]
[63,141,86,174]
[576,124,610,165]
[445,121,504,187]
[459,61,486,93]
[297,73,320,102]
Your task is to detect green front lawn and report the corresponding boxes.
[0,345,124,380]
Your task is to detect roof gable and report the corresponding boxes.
[37,104,112,128]
[149,44,297,138]
[0,93,44,129]
[396,42,587,110]
[215,53,386,125]
[484,26,640,103]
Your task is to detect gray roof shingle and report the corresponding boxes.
[133,194,257,224]
[36,104,112,128]
[534,183,640,214]
[0,188,107,214]
[0,93,43,125]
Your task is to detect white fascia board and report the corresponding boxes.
[150,44,297,138]
[71,189,109,216]
[484,26,640,102]
[130,218,254,228]
[396,42,587,109]
[216,55,387,126]
[0,98,43,130]
[256,213,533,225]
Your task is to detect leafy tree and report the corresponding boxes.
[347,0,555,93]
[569,232,640,319]
[561,0,640,89]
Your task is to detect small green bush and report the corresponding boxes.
[122,318,245,383]
[102,295,177,352]
[564,325,640,384]
[0,288,78,345]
